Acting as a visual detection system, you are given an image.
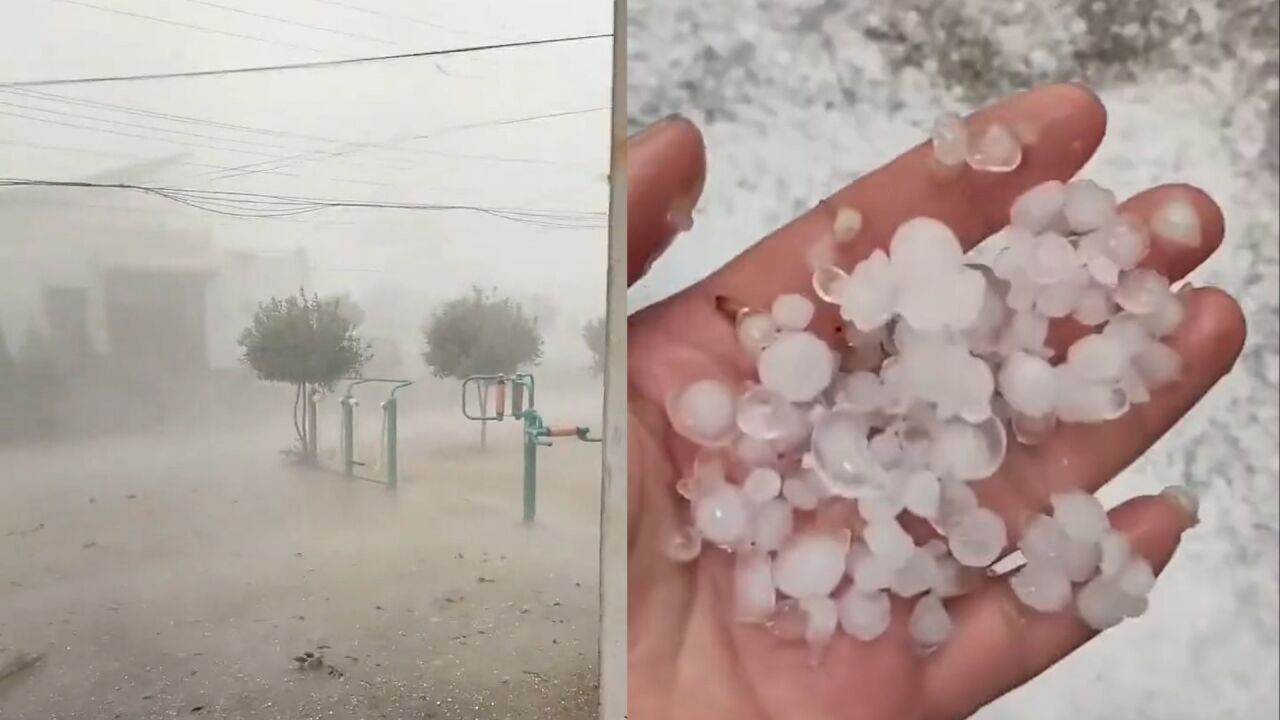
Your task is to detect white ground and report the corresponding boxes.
[0,380,604,719]
[630,0,1279,717]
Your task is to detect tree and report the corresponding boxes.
[583,316,606,376]
[238,289,371,461]
[422,286,543,447]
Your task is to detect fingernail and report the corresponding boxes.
[631,113,685,143]
[1160,485,1200,528]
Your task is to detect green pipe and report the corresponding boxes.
[384,396,398,488]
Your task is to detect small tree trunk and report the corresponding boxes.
[306,385,318,462]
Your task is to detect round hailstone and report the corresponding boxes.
[772,293,816,331]
[692,483,752,547]
[736,435,779,468]
[1075,575,1131,630]
[931,555,980,599]
[1011,410,1057,445]
[669,379,738,447]
[758,331,836,403]
[782,473,823,511]
[967,123,1022,172]
[948,507,1008,567]
[1062,179,1117,233]
[770,405,813,454]
[903,470,942,519]
[946,266,989,331]
[837,587,891,641]
[1084,252,1120,288]
[1137,291,1184,338]
[1098,529,1133,577]
[1019,514,1072,568]
[809,410,877,497]
[864,518,916,566]
[1010,180,1066,233]
[1103,313,1154,357]
[812,265,849,303]
[857,489,905,523]
[664,525,703,563]
[908,593,953,649]
[1054,366,1129,423]
[1067,333,1128,382]
[998,351,1058,417]
[889,217,964,274]
[733,551,776,622]
[1116,557,1156,598]
[1073,285,1114,326]
[841,250,897,331]
[839,371,889,413]
[737,312,779,356]
[1114,269,1172,315]
[1024,234,1078,285]
[1062,539,1103,583]
[929,418,1006,482]
[1133,340,1182,390]
[743,467,783,502]
[801,596,840,656]
[932,113,969,167]
[1004,310,1050,355]
[736,385,797,440]
[935,478,980,532]
[774,530,851,599]
[891,547,941,598]
[1010,562,1074,613]
[751,499,794,552]
[1051,492,1109,544]
[849,543,897,592]
[1150,198,1201,249]
[1035,266,1091,319]
[833,206,864,243]
[1102,216,1151,270]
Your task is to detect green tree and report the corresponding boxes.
[422,287,543,447]
[583,316,606,376]
[239,289,371,460]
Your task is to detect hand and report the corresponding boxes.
[626,85,1246,720]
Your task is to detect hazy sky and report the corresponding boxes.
[0,0,613,363]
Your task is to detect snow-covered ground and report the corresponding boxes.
[629,0,1279,717]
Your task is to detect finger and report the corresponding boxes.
[627,115,707,286]
[975,286,1245,546]
[921,492,1198,720]
[1045,183,1225,354]
[701,84,1107,334]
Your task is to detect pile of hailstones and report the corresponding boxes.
[664,113,1200,660]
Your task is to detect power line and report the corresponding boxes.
[0,179,607,228]
[0,139,391,188]
[3,88,599,172]
[0,33,611,87]
[197,106,608,181]
[177,0,400,47]
[47,0,338,56]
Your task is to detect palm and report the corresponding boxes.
[626,85,1244,720]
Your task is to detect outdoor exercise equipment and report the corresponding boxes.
[340,378,413,487]
[461,372,600,523]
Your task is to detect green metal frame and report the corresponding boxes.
[461,373,600,523]
[341,378,413,487]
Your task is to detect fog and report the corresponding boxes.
[0,2,611,717]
